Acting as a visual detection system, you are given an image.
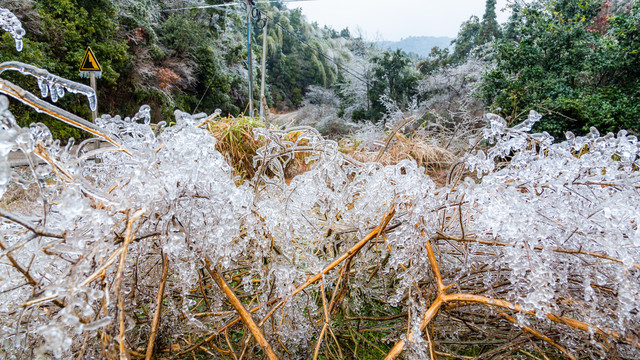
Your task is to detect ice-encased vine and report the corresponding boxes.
[0,7,25,51]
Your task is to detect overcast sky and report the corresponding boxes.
[285,0,513,41]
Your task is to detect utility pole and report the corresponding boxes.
[259,17,268,121]
[246,0,254,117]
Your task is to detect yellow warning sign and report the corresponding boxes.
[79,46,102,72]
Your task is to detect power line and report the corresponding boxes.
[161,1,316,12]
[162,1,368,85]
[161,3,236,12]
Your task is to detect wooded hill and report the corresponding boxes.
[1,0,639,141]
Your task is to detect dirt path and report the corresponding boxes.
[7,145,83,168]
[267,109,302,127]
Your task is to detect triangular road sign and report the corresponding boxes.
[79,46,102,72]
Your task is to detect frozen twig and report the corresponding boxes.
[204,257,279,360]
[145,253,169,360]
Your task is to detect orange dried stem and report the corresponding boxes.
[204,258,278,360]
[145,254,169,360]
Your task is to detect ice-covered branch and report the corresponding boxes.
[0,79,126,152]
[0,61,97,110]
[0,7,25,51]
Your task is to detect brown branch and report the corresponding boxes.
[313,281,331,360]
[260,207,396,327]
[176,302,272,356]
[497,310,576,360]
[114,209,145,359]
[204,257,278,360]
[443,293,639,349]
[425,240,444,294]
[0,78,130,154]
[145,253,169,360]
[224,329,239,360]
[375,116,416,163]
[435,232,640,271]
[0,208,66,239]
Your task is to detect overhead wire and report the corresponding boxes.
[164,1,369,84]
[161,3,236,12]
[166,0,370,111]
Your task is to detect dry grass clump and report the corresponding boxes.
[342,132,457,181]
[206,116,265,180]
[206,117,313,181]
[206,114,459,185]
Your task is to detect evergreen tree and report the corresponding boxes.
[503,2,523,40]
[479,0,501,43]
[449,16,482,63]
[366,49,419,120]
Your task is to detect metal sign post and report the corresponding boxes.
[79,46,102,121]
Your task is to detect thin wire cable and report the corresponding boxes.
[161,4,236,12]
[161,0,315,12]
[194,80,214,113]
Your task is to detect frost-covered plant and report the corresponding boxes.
[1,8,639,360]
[419,59,486,117]
[3,101,640,360]
[297,86,357,137]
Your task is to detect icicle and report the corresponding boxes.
[0,61,97,111]
[0,8,25,52]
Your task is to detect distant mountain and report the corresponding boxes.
[378,36,454,58]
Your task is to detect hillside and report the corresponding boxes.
[378,35,453,57]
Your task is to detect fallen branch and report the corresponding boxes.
[204,257,278,360]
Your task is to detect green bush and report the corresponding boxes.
[479,0,640,138]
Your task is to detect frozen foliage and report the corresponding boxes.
[419,59,485,115]
[297,86,358,137]
[0,7,25,51]
[2,96,639,358]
